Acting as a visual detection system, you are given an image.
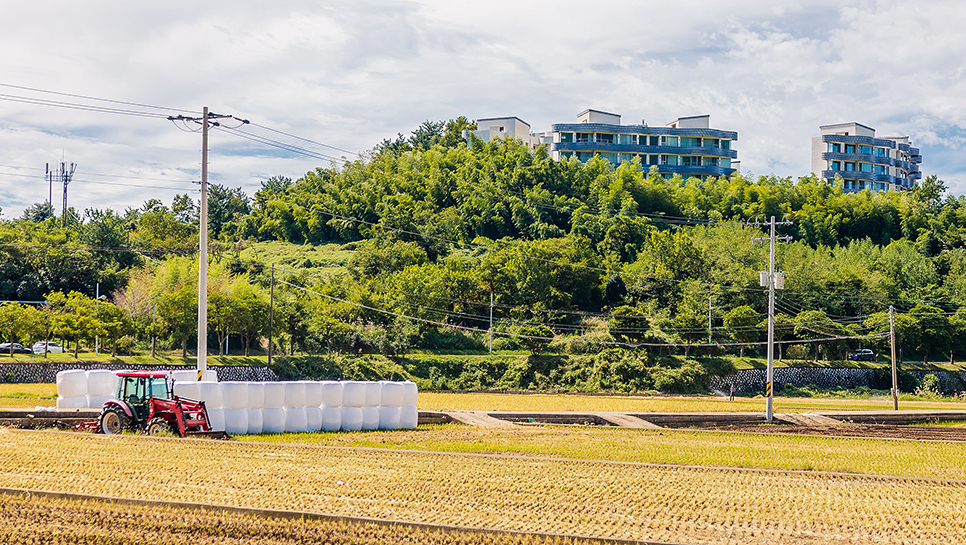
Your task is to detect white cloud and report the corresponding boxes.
[2,0,966,218]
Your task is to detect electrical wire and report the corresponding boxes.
[0,83,194,114]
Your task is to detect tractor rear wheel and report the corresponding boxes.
[146,418,176,436]
[99,406,129,435]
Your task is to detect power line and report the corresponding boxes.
[0,83,194,114]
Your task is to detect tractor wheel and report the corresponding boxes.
[146,418,176,437]
[99,406,129,435]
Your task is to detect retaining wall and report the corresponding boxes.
[711,367,966,395]
[0,362,277,384]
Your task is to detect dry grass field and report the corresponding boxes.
[417,391,966,413]
[2,428,965,544]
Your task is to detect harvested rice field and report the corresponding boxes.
[2,428,966,544]
[418,391,966,413]
[0,490,603,545]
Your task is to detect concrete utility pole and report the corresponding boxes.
[751,216,793,424]
[889,305,898,410]
[168,108,235,376]
[489,292,494,353]
[268,264,275,366]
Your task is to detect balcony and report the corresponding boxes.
[823,134,896,149]
[551,123,738,141]
[552,141,737,159]
[822,152,894,167]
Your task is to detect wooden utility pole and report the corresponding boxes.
[268,264,275,366]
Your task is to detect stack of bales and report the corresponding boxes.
[172,379,419,433]
[56,370,117,409]
[54,369,218,409]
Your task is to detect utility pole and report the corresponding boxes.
[59,161,77,226]
[268,264,275,366]
[889,305,898,410]
[751,216,793,423]
[708,295,713,345]
[168,108,235,376]
[46,163,52,218]
[489,292,494,353]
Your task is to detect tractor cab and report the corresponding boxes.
[115,372,170,423]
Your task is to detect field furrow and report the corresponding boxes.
[1,429,965,544]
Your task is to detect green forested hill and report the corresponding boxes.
[3,121,966,382]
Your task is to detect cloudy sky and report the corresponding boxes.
[1,0,965,218]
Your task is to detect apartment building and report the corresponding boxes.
[549,110,739,179]
[810,122,922,192]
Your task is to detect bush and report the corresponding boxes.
[917,373,941,395]
[785,344,809,360]
[115,335,140,356]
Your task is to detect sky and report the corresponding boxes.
[1,0,965,219]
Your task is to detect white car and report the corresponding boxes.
[32,341,64,354]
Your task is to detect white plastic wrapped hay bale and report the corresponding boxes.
[399,406,418,429]
[402,381,418,407]
[169,370,197,383]
[56,396,88,409]
[380,381,405,407]
[173,381,202,401]
[283,382,306,408]
[284,407,308,432]
[303,381,323,407]
[207,409,226,432]
[305,407,323,432]
[320,381,343,408]
[220,382,249,410]
[246,382,265,409]
[321,407,342,431]
[340,407,363,431]
[56,370,88,398]
[197,382,223,409]
[262,408,286,433]
[378,406,401,430]
[246,409,263,434]
[85,370,116,397]
[223,409,248,435]
[341,381,366,407]
[361,406,380,430]
[86,395,113,409]
[364,382,382,407]
[263,382,285,409]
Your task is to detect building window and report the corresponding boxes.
[576,133,591,143]
[660,155,678,166]
[618,134,635,145]
[560,132,573,143]
[680,137,701,147]
[859,145,872,155]
[721,140,730,150]
[845,144,856,153]
[874,147,887,157]
[661,136,679,146]
[682,156,701,166]
[829,143,841,153]
[845,162,855,171]
[707,157,719,167]
[708,138,720,148]
[722,158,731,169]
[648,136,659,146]
[860,163,873,173]
[647,155,659,165]
[830,161,841,171]
[597,133,614,144]
[874,165,887,175]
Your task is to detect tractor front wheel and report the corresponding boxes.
[146,418,176,437]
[99,406,129,435]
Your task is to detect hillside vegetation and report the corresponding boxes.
[3,118,966,391]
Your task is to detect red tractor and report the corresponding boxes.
[98,371,226,438]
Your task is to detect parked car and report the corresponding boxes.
[847,348,875,361]
[0,343,33,355]
[32,341,64,354]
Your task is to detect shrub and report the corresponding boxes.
[115,335,140,356]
